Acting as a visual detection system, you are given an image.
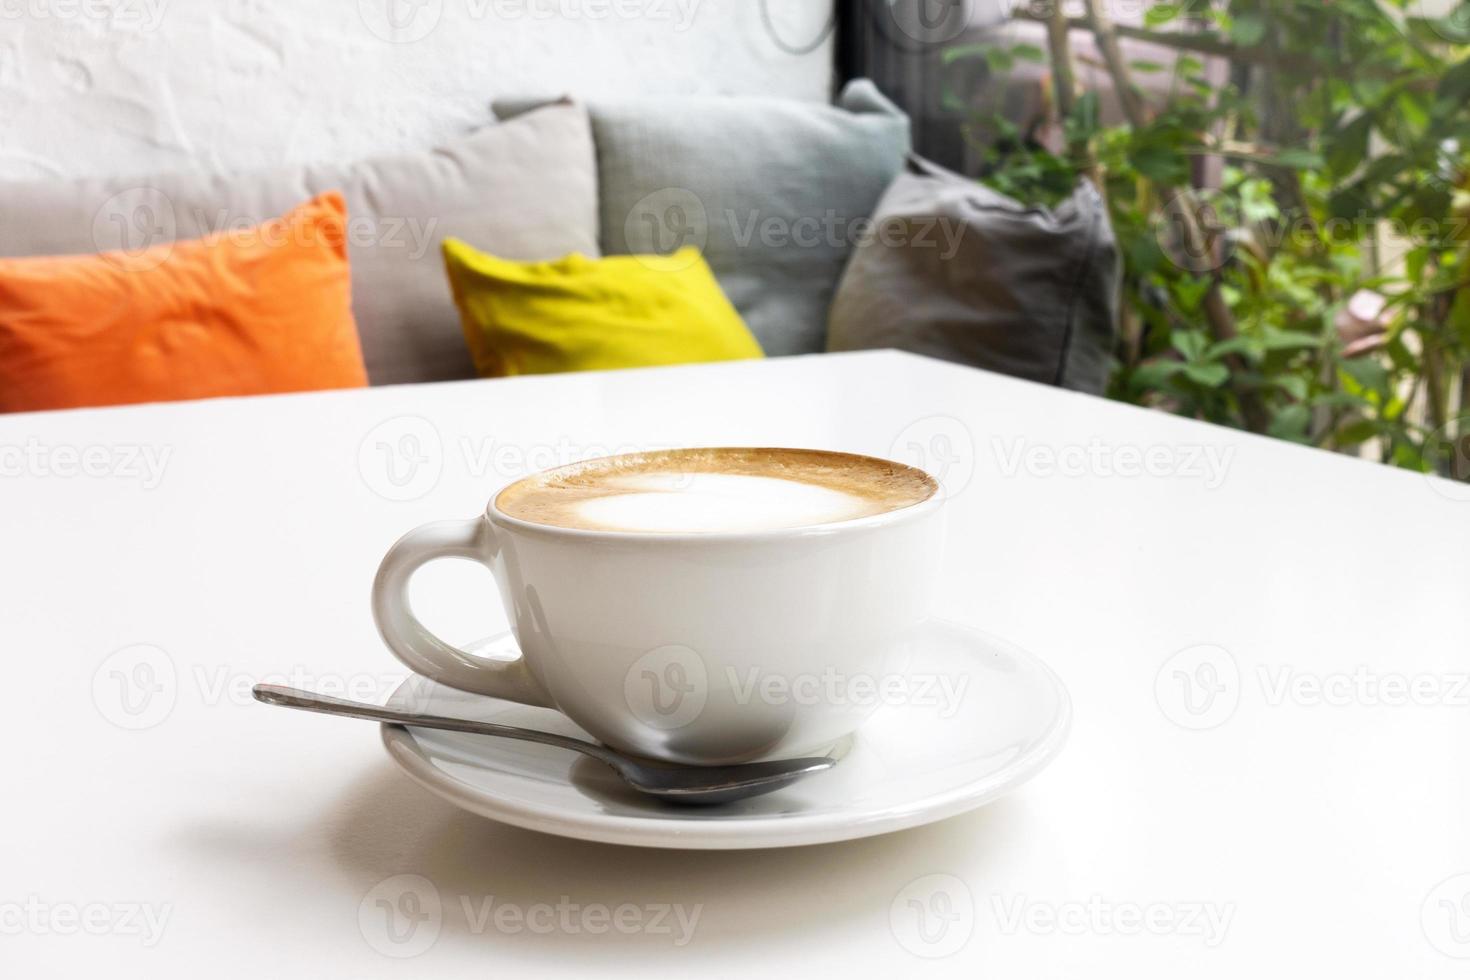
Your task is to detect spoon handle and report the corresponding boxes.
[251,684,616,765]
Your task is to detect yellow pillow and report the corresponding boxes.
[442,240,763,377]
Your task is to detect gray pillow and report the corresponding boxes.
[828,156,1120,393]
[495,81,911,357]
[0,101,600,387]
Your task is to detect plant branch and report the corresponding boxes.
[1077,0,1269,433]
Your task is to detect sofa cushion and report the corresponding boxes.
[827,156,1121,394]
[0,193,366,414]
[0,101,599,387]
[494,81,910,357]
[444,240,763,379]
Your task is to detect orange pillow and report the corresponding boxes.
[0,192,367,413]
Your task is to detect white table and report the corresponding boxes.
[3,350,1467,977]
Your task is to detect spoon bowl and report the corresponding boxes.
[252,684,836,805]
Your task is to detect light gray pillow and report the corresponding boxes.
[828,156,1121,394]
[0,101,600,386]
[495,81,911,356]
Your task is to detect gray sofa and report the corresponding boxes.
[0,81,1119,398]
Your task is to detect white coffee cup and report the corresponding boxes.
[372,449,945,764]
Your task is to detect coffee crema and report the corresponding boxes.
[494,448,938,533]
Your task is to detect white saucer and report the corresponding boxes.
[380,618,1071,849]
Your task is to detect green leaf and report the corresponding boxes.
[1130,60,1167,74]
[1449,289,1470,348]
[1268,148,1326,171]
[1341,358,1389,392]
[1230,13,1268,46]
[1010,43,1045,63]
[1183,361,1230,388]
[1171,330,1209,361]
[1130,360,1184,390]
[1261,328,1323,351]
[1335,420,1380,447]
[1144,3,1182,27]
[1268,404,1312,442]
[1326,114,1373,178]
[1272,375,1310,401]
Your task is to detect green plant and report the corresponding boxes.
[955,0,1470,475]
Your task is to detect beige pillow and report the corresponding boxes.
[0,101,600,386]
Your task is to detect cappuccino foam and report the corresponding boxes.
[495,448,937,533]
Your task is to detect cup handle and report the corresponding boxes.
[371,518,553,708]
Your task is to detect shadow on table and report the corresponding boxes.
[321,760,1033,955]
